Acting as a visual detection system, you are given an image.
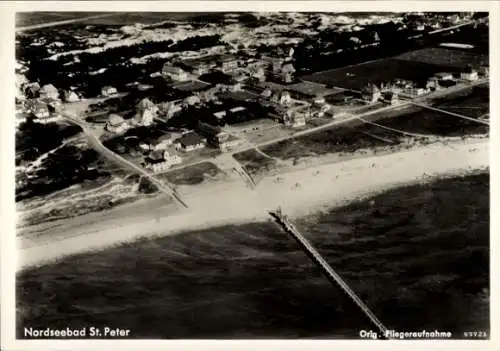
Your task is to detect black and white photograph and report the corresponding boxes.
[1,2,495,348]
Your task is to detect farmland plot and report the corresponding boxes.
[302,59,458,91]
[432,85,489,119]
[396,48,488,69]
[375,108,488,137]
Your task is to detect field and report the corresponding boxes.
[16,12,213,28]
[16,172,489,338]
[301,58,459,91]
[160,162,226,186]
[15,12,108,27]
[395,47,489,69]
[431,85,489,119]
[374,106,489,137]
[233,149,278,177]
[256,104,487,169]
[260,120,406,163]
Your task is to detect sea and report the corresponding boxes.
[17,171,489,339]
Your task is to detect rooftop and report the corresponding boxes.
[176,132,204,146]
[108,114,125,126]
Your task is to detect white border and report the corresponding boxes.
[1,2,498,351]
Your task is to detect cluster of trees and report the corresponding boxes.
[16,145,111,201]
[23,33,222,98]
[293,21,449,74]
[16,120,82,165]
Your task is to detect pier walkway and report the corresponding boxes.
[270,209,389,338]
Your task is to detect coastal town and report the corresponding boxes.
[12,10,490,342]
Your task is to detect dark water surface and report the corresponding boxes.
[17,172,489,339]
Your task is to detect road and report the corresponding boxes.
[16,13,117,32]
[61,113,188,208]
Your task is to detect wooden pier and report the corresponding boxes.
[270,209,389,339]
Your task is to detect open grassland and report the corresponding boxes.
[374,106,488,137]
[16,12,108,27]
[159,162,227,186]
[233,149,279,177]
[431,84,489,119]
[395,47,489,68]
[260,120,406,164]
[17,172,489,338]
[301,58,459,91]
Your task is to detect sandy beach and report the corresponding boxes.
[17,138,488,271]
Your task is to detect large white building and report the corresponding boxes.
[174,132,206,152]
[31,101,50,119]
[101,86,118,97]
[146,150,183,172]
[460,70,479,81]
[106,114,129,134]
[134,98,158,127]
[64,90,80,102]
[162,65,189,81]
[39,84,59,100]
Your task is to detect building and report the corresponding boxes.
[146,150,182,172]
[262,56,285,74]
[313,97,326,106]
[158,101,182,119]
[312,103,332,118]
[46,99,63,113]
[183,95,201,106]
[101,86,118,97]
[251,66,266,82]
[31,101,50,119]
[383,91,400,105]
[16,74,28,99]
[361,84,382,104]
[228,83,243,92]
[180,57,216,76]
[174,132,206,152]
[460,66,479,81]
[272,90,292,106]
[197,122,241,152]
[434,72,453,81]
[260,88,273,99]
[281,63,296,83]
[219,55,239,73]
[64,90,80,102]
[24,82,41,99]
[402,86,427,97]
[479,66,489,77]
[140,134,174,151]
[134,98,158,126]
[426,77,441,91]
[39,84,59,100]
[106,114,128,134]
[283,110,306,128]
[162,64,189,81]
[213,111,226,121]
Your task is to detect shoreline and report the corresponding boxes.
[17,138,488,272]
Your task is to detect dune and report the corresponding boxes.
[16,138,488,271]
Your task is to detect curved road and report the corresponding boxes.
[62,113,188,208]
